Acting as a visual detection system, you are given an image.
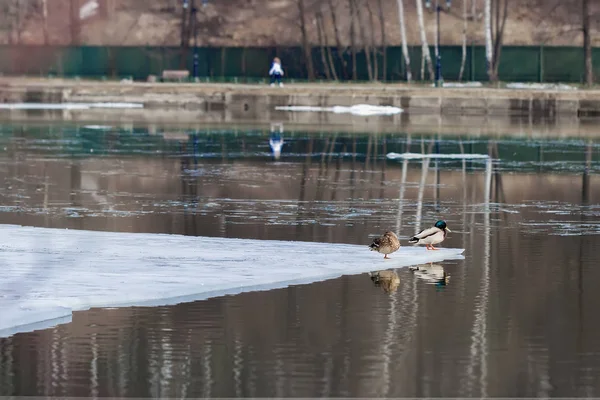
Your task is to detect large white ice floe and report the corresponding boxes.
[0,102,143,110]
[0,224,464,337]
[275,104,403,116]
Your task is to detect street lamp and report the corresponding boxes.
[425,0,451,87]
[191,1,199,79]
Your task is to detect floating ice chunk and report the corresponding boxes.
[0,102,143,110]
[0,224,464,337]
[331,104,403,115]
[429,81,483,88]
[506,82,578,91]
[83,125,113,130]
[386,152,490,160]
[275,104,403,116]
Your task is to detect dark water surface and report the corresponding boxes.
[0,123,599,397]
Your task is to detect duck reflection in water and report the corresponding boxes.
[269,122,284,160]
[369,270,400,293]
[409,263,450,286]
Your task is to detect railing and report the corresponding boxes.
[0,45,596,83]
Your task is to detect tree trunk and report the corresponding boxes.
[16,0,21,44]
[484,0,494,81]
[458,0,468,80]
[494,0,509,79]
[320,9,339,80]
[367,2,378,81]
[583,0,593,86]
[42,0,49,45]
[327,0,348,79]
[316,11,331,80]
[491,0,509,81]
[180,1,188,47]
[104,0,116,18]
[377,0,387,81]
[356,0,373,81]
[416,0,434,80]
[298,0,315,81]
[70,0,80,45]
[184,0,197,70]
[397,0,412,82]
[349,0,358,80]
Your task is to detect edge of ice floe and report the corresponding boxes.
[1,249,464,338]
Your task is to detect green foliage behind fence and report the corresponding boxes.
[0,45,598,83]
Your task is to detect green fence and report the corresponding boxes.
[0,45,598,83]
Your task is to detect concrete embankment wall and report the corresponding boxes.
[1,79,600,120]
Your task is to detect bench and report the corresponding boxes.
[161,70,190,82]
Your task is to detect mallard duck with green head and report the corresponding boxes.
[369,231,400,259]
[408,220,451,250]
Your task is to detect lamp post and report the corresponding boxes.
[191,0,199,79]
[425,0,451,87]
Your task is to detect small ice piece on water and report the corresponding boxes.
[0,224,464,337]
[435,81,483,88]
[0,102,143,110]
[331,104,403,116]
[275,104,403,116]
[386,152,490,160]
[84,125,113,130]
[505,82,578,91]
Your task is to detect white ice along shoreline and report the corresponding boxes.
[275,104,403,116]
[0,102,144,110]
[0,224,464,338]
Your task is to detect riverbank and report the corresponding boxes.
[1,78,600,119]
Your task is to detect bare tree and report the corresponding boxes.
[297,0,315,80]
[41,0,49,44]
[471,0,479,20]
[458,0,468,80]
[356,0,373,80]
[396,0,412,81]
[416,0,434,80]
[316,10,331,80]
[367,2,378,81]
[484,0,493,80]
[489,0,509,82]
[327,0,349,79]
[322,17,339,80]
[15,0,21,44]
[70,0,81,45]
[348,0,358,80]
[377,0,387,80]
[583,0,593,85]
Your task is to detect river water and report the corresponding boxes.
[0,121,599,397]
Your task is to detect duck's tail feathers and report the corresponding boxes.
[369,239,381,251]
[408,237,419,244]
